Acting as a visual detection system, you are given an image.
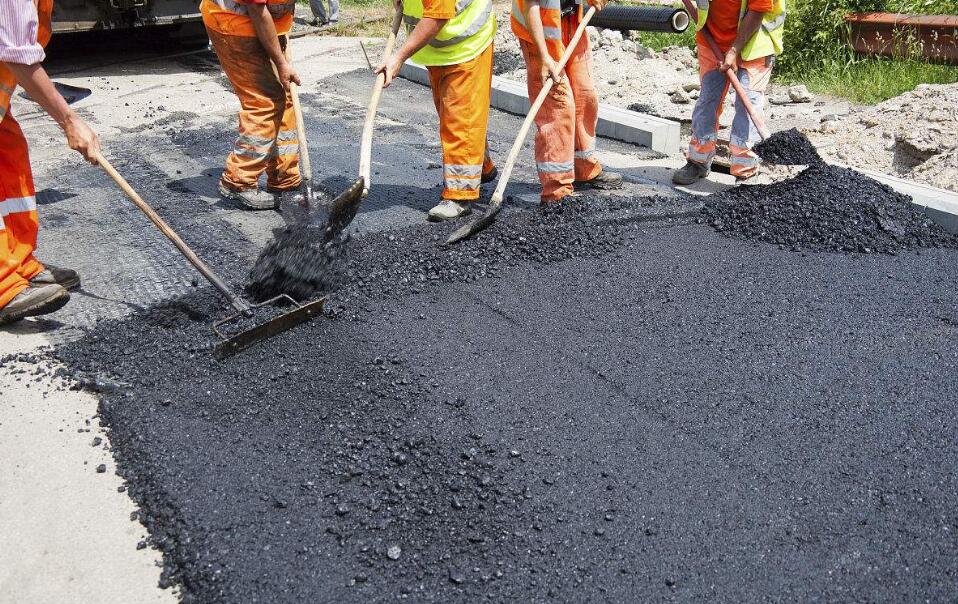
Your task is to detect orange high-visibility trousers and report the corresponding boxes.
[0,112,43,309]
[519,18,601,202]
[427,43,496,202]
[204,15,300,192]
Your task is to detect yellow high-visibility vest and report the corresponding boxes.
[695,0,786,61]
[403,0,496,66]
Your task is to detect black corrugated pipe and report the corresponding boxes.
[589,5,690,33]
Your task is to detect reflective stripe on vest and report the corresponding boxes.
[511,0,581,59]
[404,0,496,66]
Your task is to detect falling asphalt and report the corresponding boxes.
[46,176,958,602]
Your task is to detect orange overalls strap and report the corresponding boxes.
[200,0,296,37]
[510,0,582,62]
[0,0,52,309]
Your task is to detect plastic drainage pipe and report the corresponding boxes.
[589,5,690,33]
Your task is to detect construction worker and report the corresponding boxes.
[0,0,99,325]
[672,0,785,185]
[376,0,498,221]
[512,0,623,203]
[202,0,302,210]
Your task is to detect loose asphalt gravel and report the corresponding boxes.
[44,167,958,603]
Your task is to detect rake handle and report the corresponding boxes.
[490,6,598,208]
[359,7,404,196]
[680,0,770,141]
[95,152,250,314]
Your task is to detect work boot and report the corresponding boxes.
[672,161,710,186]
[428,200,472,222]
[575,170,623,190]
[481,166,498,185]
[0,284,70,326]
[268,186,309,207]
[218,182,277,211]
[30,264,80,291]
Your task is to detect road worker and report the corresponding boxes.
[512,0,622,203]
[0,0,99,325]
[376,0,498,221]
[672,0,785,185]
[201,0,302,210]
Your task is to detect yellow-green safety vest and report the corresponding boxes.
[403,0,496,66]
[695,0,786,61]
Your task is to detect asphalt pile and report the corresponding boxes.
[754,127,822,165]
[246,221,349,303]
[47,209,958,602]
[702,162,958,254]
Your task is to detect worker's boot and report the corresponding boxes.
[575,170,623,190]
[672,161,710,186]
[481,166,498,185]
[0,284,70,326]
[218,182,277,211]
[428,200,472,222]
[30,264,80,291]
[268,186,309,207]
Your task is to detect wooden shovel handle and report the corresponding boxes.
[490,6,598,207]
[95,152,248,313]
[359,7,405,195]
[281,42,313,186]
[679,0,770,141]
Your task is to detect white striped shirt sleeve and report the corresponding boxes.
[0,0,46,65]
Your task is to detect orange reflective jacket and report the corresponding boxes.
[201,0,296,37]
[510,0,582,61]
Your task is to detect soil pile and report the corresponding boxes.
[702,163,958,254]
[754,128,822,166]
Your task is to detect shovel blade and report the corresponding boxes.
[445,205,502,245]
[325,178,365,241]
[213,297,325,360]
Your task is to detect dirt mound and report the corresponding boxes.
[754,128,822,166]
[702,163,958,254]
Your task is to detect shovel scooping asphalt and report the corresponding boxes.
[446,6,598,245]
[324,7,404,241]
[95,152,324,360]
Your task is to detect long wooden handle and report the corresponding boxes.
[95,152,248,313]
[680,0,770,141]
[491,6,597,206]
[283,41,313,187]
[359,7,405,195]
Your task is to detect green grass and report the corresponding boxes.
[782,56,958,104]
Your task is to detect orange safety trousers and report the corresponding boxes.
[520,17,601,202]
[203,3,300,192]
[427,43,496,202]
[688,39,772,179]
[0,113,43,309]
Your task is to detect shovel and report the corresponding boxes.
[678,0,771,141]
[324,7,405,240]
[95,152,324,360]
[277,40,314,207]
[446,6,598,245]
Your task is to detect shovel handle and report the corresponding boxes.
[359,7,404,195]
[95,152,249,314]
[282,42,313,188]
[489,6,597,209]
[679,0,770,141]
